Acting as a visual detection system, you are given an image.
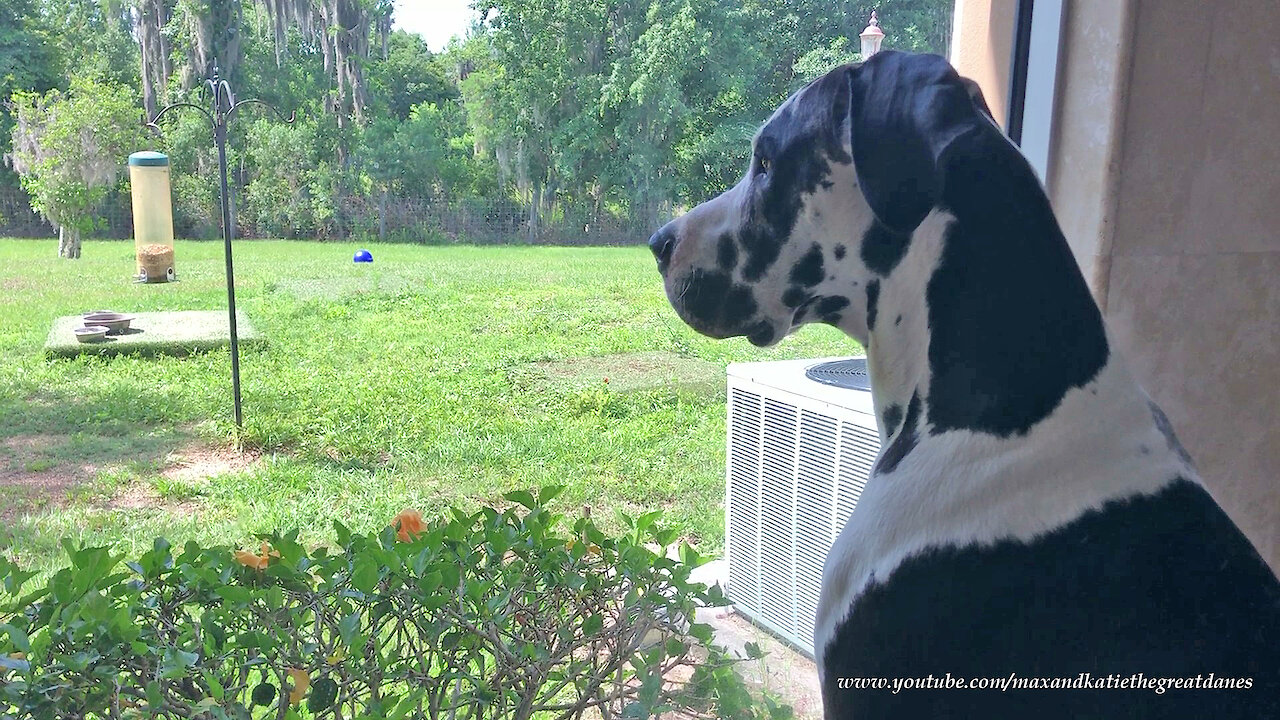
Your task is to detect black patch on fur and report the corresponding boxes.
[1148,401,1195,467]
[873,392,919,475]
[880,403,903,437]
[790,243,825,287]
[865,280,880,331]
[834,244,847,260]
[747,321,774,346]
[821,479,1280,719]
[782,286,808,308]
[680,269,758,333]
[737,72,852,282]
[739,223,782,282]
[817,296,849,316]
[716,233,738,271]
[925,126,1109,437]
[860,221,911,276]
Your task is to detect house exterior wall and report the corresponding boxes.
[948,0,1016,128]
[1103,0,1280,572]
[951,0,1280,571]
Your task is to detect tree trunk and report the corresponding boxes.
[58,226,81,259]
[526,179,540,244]
[379,187,387,242]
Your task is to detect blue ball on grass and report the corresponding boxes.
[353,249,373,263]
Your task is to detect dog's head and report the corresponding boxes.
[649,51,995,347]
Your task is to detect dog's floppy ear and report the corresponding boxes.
[847,52,990,233]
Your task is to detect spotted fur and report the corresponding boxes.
[649,51,1280,718]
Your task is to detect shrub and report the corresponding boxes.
[0,488,791,719]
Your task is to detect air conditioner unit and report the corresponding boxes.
[725,357,881,657]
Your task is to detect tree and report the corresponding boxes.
[0,0,62,190]
[367,30,456,121]
[256,0,394,127]
[178,0,244,87]
[7,77,145,258]
[135,0,175,118]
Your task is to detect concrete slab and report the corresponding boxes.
[689,559,824,719]
[44,310,263,358]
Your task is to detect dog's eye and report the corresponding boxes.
[756,156,770,175]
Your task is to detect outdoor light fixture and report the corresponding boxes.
[860,11,885,57]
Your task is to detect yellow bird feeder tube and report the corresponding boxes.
[129,151,176,283]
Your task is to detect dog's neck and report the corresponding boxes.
[836,125,1125,458]
[813,182,1201,668]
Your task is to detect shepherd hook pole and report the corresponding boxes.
[143,64,294,433]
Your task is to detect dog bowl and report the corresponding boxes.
[74,326,110,343]
[82,312,134,334]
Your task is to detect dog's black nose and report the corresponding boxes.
[648,227,677,271]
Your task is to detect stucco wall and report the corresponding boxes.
[952,0,1280,571]
[1103,0,1280,571]
[1044,0,1134,293]
[949,0,1016,129]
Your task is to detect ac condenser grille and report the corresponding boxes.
[726,369,880,656]
[727,390,761,614]
[795,413,837,638]
[759,399,798,634]
[837,422,878,530]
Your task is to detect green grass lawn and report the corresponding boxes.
[0,238,859,577]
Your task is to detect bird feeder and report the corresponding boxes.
[128,151,176,283]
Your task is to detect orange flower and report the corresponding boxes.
[234,541,281,571]
[391,508,426,542]
[287,667,310,705]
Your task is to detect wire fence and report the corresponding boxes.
[0,185,670,246]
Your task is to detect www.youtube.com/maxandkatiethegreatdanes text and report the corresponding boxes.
[835,673,1255,695]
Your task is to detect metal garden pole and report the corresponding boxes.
[144,65,294,432]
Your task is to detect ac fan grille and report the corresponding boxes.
[726,378,881,655]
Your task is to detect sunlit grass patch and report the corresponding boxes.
[0,238,861,579]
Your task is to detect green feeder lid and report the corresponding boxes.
[128,151,169,167]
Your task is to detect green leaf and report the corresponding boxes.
[146,681,163,709]
[654,528,679,547]
[678,542,706,568]
[688,622,714,644]
[351,555,380,594]
[537,485,565,504]
[251,681,276,707]
[417,570,442,595]
[307,677,339,712]
[1,623,30,653]
[202,669,225,701]
[338,611,362,646]
[503,489,537,510]
[581,614,604,635]
[665,636,687,657]
[333,520,352,548]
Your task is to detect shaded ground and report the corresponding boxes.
[0,432,259,523]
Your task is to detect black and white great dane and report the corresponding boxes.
[649,51,1280,718]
